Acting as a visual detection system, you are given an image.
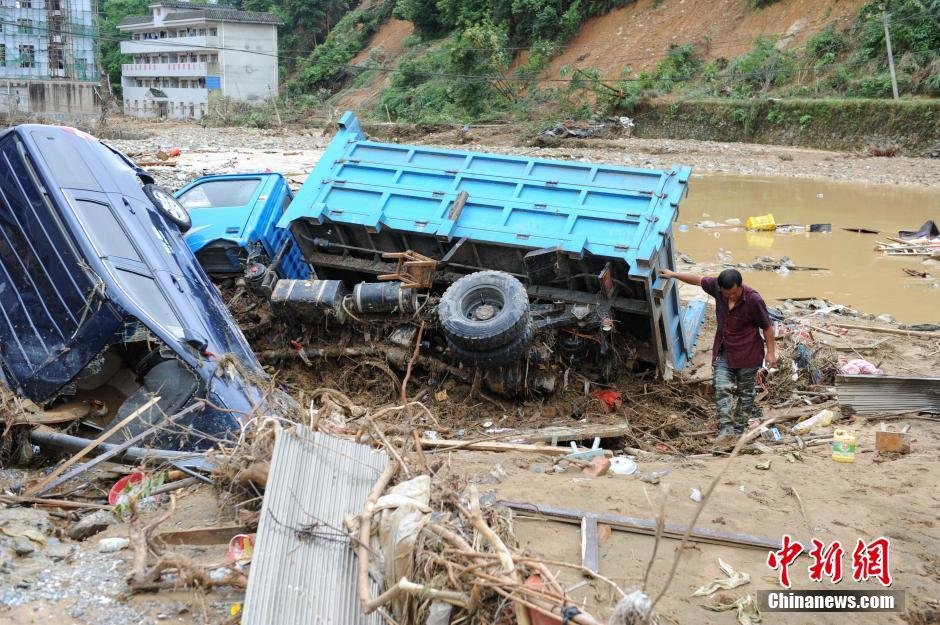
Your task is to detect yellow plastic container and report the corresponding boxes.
[832,429,857,463]
[745,213,776,231]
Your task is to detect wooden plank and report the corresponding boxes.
[158,524,246,546]
[420,438,611,457]
[498,423,634,444]
[502,500,785,551]
[0,495,110,510]
[581,514,600,573]
[25,396,161,497]
[448,191,470,220]
[823,322,940,339]
[12,401,90,425]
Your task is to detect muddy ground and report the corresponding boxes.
[96,116,940,189]
[1,117,938,625]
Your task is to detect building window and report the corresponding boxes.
[49,48,64,70]
[18,0,33,8]
[19,44,34,68]
[0,45,5,65]
[209,28,217,36]
[133,33,140,40]
[17,19,34,34]
[198,54,206,62]
[198,28,206,35]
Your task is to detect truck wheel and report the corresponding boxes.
[144,184,192,233]
[446,322,534,368]
[438,271,530,351]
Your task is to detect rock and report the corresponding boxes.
[69,509,115,541]
[98,537,130,553]
[44,537,74,561]
[12,537,35,557]
[876,314,896,324]
[528,463,548,474]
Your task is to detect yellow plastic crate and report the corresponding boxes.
[745,213,776,231]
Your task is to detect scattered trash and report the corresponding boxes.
[592,389,623,412]
[610,456,638,476]
[745,213,776,231]
[228,534,255,565]
[809,223,832,233]
[755,459,772,470]
[875,423,912,454]
[638,469,669,484]
[838,359,884,375]
[702,593,762,625]
[691,558,751,596]
[98,537,130,553]
[690,488,702,503]
[760,427,782,442]
[832,429,857,463]
[582,456,611,477]
[902,268,930,278]
[792,408,834,434]
[843,227,880,234]
[108,471,149,506]
[898,220,939,240]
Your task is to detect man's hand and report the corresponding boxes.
[659,269,702,286]
[765,350,778,367]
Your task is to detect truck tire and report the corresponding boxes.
[438,271,530,351]
[446,322,534,368]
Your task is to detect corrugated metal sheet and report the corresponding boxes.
[836,374,940,415]
[242,426,389,625]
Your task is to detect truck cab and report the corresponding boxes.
[177,173,310,284]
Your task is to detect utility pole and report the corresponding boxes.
[882,7,900,100]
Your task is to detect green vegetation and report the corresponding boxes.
[292,0,395,95]
[96,0,939,133]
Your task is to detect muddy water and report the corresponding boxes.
[675,175,940,323]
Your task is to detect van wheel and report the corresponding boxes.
[446,322,534,368]
[143,184,192,233]
[438,271,530,351]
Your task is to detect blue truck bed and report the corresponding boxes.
[281,112,705,375]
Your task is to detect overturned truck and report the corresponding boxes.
[182,112,706,395]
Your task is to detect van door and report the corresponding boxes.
[0,133,121,400]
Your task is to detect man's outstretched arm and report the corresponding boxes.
[659,268,702,286]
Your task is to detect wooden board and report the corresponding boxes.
[158,524,246,546]
[502,500,786,551]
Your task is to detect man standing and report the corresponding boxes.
[659,268,776,440]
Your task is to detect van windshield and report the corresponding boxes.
[178,179,261,210]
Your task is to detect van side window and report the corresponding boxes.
[0,136,97,372]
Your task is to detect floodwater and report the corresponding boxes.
[675,175,940,323]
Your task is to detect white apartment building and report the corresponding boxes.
[117,1,281,119]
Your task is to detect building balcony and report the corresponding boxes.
[120,36,218,55]
[122,62,219,77]
[122,85,209,104]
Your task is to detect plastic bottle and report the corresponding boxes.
[832,429,857,463]
[792,408,834,434]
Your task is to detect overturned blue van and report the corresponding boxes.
[0,125,272,449]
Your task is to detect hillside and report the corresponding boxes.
[540,0,869,78]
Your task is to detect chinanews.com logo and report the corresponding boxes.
[759,535,905,613]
